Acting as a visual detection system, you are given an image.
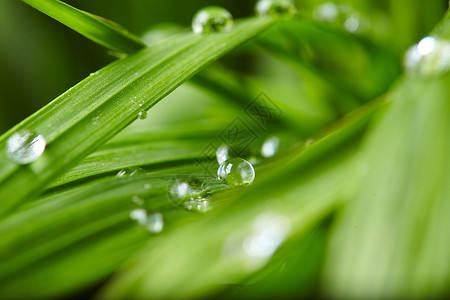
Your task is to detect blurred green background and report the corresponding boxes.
[0,0,447,134]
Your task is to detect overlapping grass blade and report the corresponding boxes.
[98,98,384,299]
[0,174,181,299]
[323,13,450,298]
[0,17,275,216]
[21,0,145,54]
[258,18,400,107]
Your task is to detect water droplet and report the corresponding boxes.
[343,14,360,33]
[313,3,366,33]
[217,158,255,186]
[183,197,210,212]
[6,130,46,164]
[243,214,291,259]
[255,0,297,17]
[192,6,233,34]
[144,184,152,190]
[129,208,147,226]
[216,144,229,165]
[138,110,147,120]
[404,36,450,76]
[313,2,338,23]
[132,196,145,206]
[145,212,164,234]
[116,167,147,178]
[261,136,280,158]
[305,138,314,147]
[168,176,205,207]
[130,209,164,234]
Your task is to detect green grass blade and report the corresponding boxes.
[98,98,384,299]
[324,71,450,299]
[0,174,177,299]
[0,17,275,216]
[258,18,400,106]
[21,0,145,54]
[0,93,384,299]
[323,14,450,298]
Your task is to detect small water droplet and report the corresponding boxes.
[192,6,233,34]
[255,0,297,17]
[184,197,210,212]
[129,208,147,226]
[146,212,164,234]
[216,144,229,165]
[116,167,147,178]
[404,36,450,76]
[261,136,280,158]
[313,3,366,33]
[130,209,164,234]
[6,130,46,164]
[132,196,145,206]
[168,176,206,208]
[217,158,255,186]
[138,110,147,120]
[144,184,152,190]
[305,138,314,147]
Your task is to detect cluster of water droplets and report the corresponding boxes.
[404,36,450,76]
[129,207,164,234]
[192,0,298,35]
[128,195,164,235]
[114,168,164,234]
[6,130,46,164]
[169,176,210,212]
[313,2,368,33]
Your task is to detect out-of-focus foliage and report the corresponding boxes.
[0,0,449,299]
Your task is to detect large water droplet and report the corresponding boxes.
[255,0,297,17]
[313,2,338,23]
[216,144,229,165]
[6,130,46,164]
[243,213,291,259]
[116,167,147,178]
[217,158,255,186]
[404,36,450,76]
[261,136,280,158]
[192,6,233,34]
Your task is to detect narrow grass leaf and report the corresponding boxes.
[0,17,275,216]
[21,0,145,54]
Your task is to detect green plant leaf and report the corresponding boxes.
[324,72,450,299]
[98,97,384,299]
[0,174,180,299]
[323,12,450,298]
[21,0,146,54]
[0,17,276,216]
